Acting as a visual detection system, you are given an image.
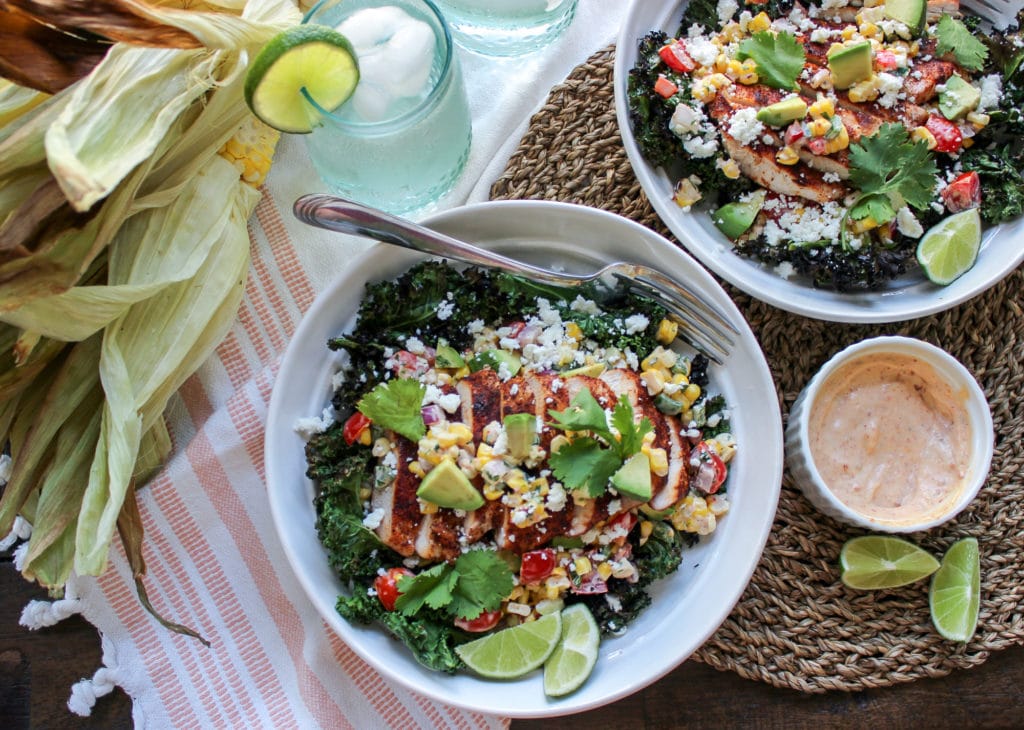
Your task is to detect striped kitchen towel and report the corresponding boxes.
[8,2,630,725]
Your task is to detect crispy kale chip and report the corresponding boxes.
[336,591,464,674]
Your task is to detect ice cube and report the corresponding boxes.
[337,7,435,101]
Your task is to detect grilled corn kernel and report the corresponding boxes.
[218,118,280,187]
[483,483,504,501]
[673,177,703,209]
[851,215,879,233]
[655,318,678,344]
[841,25,857,40]
[808,97,835,119]
[550,434,570,454]
[714,53,729,73]
[863,0,882,7]
[966,111,990,129]
[726,59,745,78]
[419,499,439,515]
[738,71,760,85]
[596,562,614,580]
[692,81,717,102]
[962,137,974,148]
[718,158,742,179]
[808,118,832,137]
[640,520,655,545]
[437,423,473,448]
[573,557,592,576]
[847,82,879,103]
[671,373,690,388]
[506,471,528,492]
[748,11,771,31]
[648,447,669,477]
[641,350,661,370]
[565,322,583,341]
[707,73,733,90]
[358,428,373,446]
[776,145,800,165]
[911,126,937,150]
[641,368,667,396]
[908,40,920,56]
[721,21,743,42]
[409,461,425,477]
[684,383,702,402]
[859,21,879,37]
[453,365,470,379]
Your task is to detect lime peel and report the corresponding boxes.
[930,536,981,642]
[839,535,940,590]
[244,25,360,134]
[916,208,982,286]
[455,612,561,679]
[544,604,600,698]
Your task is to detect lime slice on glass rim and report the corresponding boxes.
[839,535,940,590]
[455,611,562,679]
[544,603,600,698]
[916,207,982,286]
[244,25,359,134]
[930,537,981,642]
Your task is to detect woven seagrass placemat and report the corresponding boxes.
[490,46,1024,693]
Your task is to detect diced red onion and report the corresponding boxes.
[692,460,717,493]
[421,404,443,425]
[517,325,542,346]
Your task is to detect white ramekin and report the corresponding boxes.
[785,336,994,533]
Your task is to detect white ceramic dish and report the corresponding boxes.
[265,200,783,718]
[613,0,1024,324]
[785,336,994,532]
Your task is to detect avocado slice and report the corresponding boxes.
[653,392,683,416]
[828,41,873,90]
[435,342,465,369]
[939,75,981,121]
[468,349,522,377]
[503,413,537,461]
[756,97,808,127]
[713,189,766,240]
[416,457,484,511]
[611,452,653,501]
[884,0,926,34]
[561,362,607,377]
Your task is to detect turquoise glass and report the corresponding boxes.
[433,0,578,56]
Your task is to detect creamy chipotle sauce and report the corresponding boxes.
[808,353,972,524]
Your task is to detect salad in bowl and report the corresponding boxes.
[625,0,1024,292]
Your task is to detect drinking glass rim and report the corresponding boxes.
[301,0,456,133]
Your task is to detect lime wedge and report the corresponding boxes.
[455,612,561,679]
[544,604,600,697]
[244,25,359,134]
[916,208,982,286]
[839,535,940,590]
[930,537,981,642]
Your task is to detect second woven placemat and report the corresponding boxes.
[490,46,1024,693]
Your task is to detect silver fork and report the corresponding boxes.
[293,194,738,363]
[959,0,1021,30]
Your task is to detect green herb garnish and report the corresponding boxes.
[547,388,653,497]
[847,123,938,225]
[935,15,989,72]
[395,550,514,620]
[736,31,806,90]
[356,378,426,442]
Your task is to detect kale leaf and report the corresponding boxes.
[336,591,464,674]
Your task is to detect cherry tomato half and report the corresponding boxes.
[455,609,503,633]
[654,75,679,99]
[941,171,982,213]
[925,115,963,154]
[342,412,371,445]
[373,567,413,612]
[658,40,697,73]
[874,50,898,71]
[692,441,728,494]
[519,548,557,584]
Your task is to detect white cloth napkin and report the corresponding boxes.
[9,2,631,727]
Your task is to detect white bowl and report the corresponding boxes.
[265,200,783,717]
[613,0,1024,324]
[785,336,994,532]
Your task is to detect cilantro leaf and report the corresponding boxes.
[447,551,515,620]
[736,31,806,91]
[610,395,653,459]
[547,388,611,435]
[356,378,426,442]
[393,551,513,620]
[549,437,623,497]
[935,15,988,72]
[395,564,458,615]
[848,124,938,215]
[849,192,897,223]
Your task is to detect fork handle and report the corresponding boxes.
[293,194,576,286]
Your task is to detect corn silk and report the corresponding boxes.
[0,0,299,611]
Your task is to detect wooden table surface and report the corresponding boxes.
[3,554,1022,729]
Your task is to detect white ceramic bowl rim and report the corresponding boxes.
[795,336,994,532]
[264,199,784,717]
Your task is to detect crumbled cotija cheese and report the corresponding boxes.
[728,108,765,146]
